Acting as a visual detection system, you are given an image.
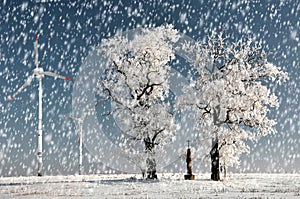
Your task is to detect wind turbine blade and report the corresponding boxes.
[8,74,35,103]
[64,114,81,122]
[35,34,39,68]
[65,103,98,120]
[44,71,72,81]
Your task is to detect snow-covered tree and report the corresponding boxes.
[179,32,288,181]
[97,25,179,179]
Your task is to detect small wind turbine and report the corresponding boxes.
[65,103,98,175]
[8,34,72,176]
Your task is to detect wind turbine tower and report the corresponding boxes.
[65,114,84,175]
[65,103,98,175]
[8,34,72,176]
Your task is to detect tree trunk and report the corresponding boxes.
[146,155,157,179]
[144,138,157,179]
[210,138,220,181]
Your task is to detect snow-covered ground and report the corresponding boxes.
[0,173,299,198]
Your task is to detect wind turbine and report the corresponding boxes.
[65,103,98,175]
[8,34,72,176]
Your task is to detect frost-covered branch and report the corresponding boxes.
[97,25,179,178]
[179,32,288,173]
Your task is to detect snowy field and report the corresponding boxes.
[0,173,299,198]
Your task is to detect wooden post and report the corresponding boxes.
[184,140,195,180]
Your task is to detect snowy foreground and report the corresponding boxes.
[0,173,299,198]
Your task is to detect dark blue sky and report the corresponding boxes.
[0,0,299,176]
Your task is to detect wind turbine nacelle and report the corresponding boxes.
[34,67,44,79]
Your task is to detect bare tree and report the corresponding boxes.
[97,25,179,179]
[178,32,288,181]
